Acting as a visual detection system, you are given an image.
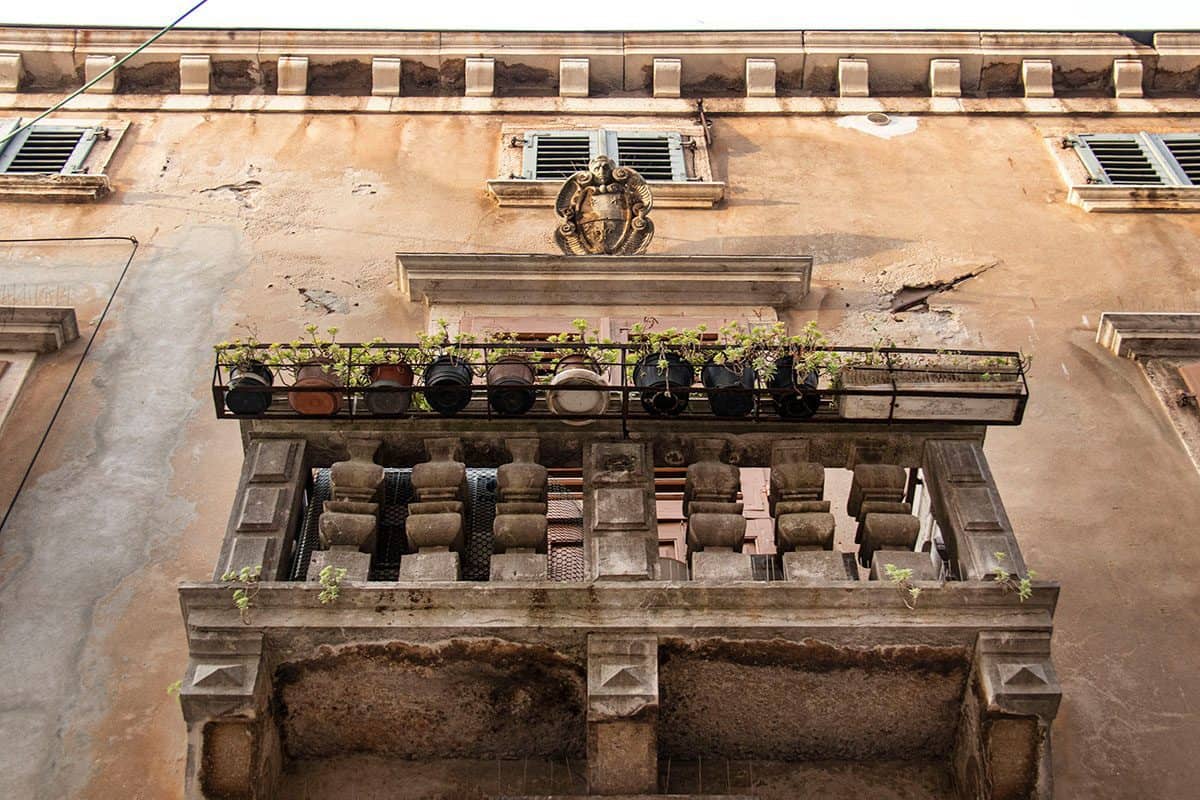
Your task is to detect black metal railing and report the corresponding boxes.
[211,341,1029,427]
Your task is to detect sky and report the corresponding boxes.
[0,0,1193,32]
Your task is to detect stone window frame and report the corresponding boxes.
[486,121,725,208]
[1047,131,1200,212]
[0,118,128,202]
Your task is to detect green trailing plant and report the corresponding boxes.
[545,318,619,367]
[166,679,182,701]
[628,321,709,373]
[883,562,923,610]
[416,318,481,372]
[317,565,348,604]
[264,324,348,384]
[220,564,263,624]
[991,552,1036,602]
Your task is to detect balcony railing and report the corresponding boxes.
[211,341,1029,427]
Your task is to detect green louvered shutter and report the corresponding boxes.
[521,130,601,180]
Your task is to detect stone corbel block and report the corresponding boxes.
[1021,59,1054,98]
[371,57,402,96]
[1113,58,1145,98]
[465,57,495,97]
[838,58,869,98]
[745,58,777,97]
[929,58,962,97]
[587,634,659,794]
[84,55,118,94]
[277,56,308,95]
[653,58,682,98]
[977,632,1061,721]
[559,58,589,97]
[179,55,210,95]
[0,53,22,93]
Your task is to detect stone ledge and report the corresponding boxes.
[0,306,80,353]
[0,173,111,202]
[1096,312,1200,358]
[396,253,812,308]
[486,179,725,209]
[1067,184,1200,213]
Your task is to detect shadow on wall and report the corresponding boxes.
[662,234,909,265]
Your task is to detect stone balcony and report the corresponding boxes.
[180,344,1053,799]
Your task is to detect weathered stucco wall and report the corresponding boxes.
[0,108,1198,798]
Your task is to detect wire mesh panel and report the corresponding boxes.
[548,482,586,581]
[463,468,498,580]
[290,469,331,580]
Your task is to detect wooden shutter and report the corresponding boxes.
[607,130,688,182]
[0,121,99,175]
[1156,134,1200,186]
[1074,133,1174,186]
[522,130,600,180]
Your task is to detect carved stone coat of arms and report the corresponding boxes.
[554,156,654,255]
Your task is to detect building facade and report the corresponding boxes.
[0,26,1198,800]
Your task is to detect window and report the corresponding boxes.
[1071,132,1200,187]
[0,119,104,175]
[521,129,689,182]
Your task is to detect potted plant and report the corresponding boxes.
[837,349,1025,422]
[483,332,537,416]
[545,319,615,424]
[269,324,346,416]
[358,338,417,416]
[215,334,274,416]
[417,319,479,416]
[629,323,703,416]
[700,322,758,418]
[763,322,839,420]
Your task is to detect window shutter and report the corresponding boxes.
[1074,134,1173,186]
[522,130,600,180]
[1156,134,1200,186]
[0,118,28,173]
[609,130,688,182]
[0,122,99,175]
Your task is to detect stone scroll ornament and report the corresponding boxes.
[554,155,655,255]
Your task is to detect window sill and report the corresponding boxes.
[486,178,725,209]
[1068,184,1200,212]
[0,173,111,202]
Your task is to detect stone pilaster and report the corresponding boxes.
[491,438,549,581]
[954,632,1060,800]
[587,633,659,795]
[583,442,657,580]
[922,440,1029,580]
[685,438,750,581]
[214,438,308,581]
[402,437,466,580]
[180,630,278,800]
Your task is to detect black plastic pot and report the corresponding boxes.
[633,352,695,416]
[487,356,537,416]
[423,355,473,416]
[768,356,821,419]
[701,361,756,418]
[225,362,273,416]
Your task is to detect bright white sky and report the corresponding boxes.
[0,0,1191,32]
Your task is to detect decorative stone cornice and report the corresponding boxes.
[0,27,1196,100]
[396,253,812,307]
[0,306,79,352]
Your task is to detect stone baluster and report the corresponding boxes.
[769,442,855,582]
[850,463,935,580]
[491,438,549,581]
[401,437,467,581]
[685,438,750,581]
[307,436,383,582]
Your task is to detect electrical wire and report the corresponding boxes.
[0,235,139,536]
[0,0,210,148]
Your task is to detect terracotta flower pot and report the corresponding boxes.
[288,362,343,416]
[365,362,413,416]
[225,361,274,416]
[486,355,537,416]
